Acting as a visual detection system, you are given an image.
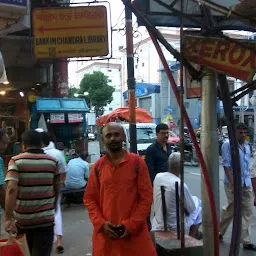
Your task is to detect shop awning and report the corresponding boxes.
[36,98,89,113]
[96,107,153,126]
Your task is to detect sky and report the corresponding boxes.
[68,0,126,86]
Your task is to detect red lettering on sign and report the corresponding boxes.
[212,41,230,62]
[241,51,256,69]
[199,40,213,58]
[229,45,246,65]
[185,38,198,55]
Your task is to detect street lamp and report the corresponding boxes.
[74,92,88,97]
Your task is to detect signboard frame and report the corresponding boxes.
[184,34,256,82]
[32,4,112,60]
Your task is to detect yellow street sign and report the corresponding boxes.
[32,6,109,59]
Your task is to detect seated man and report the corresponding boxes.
[152,152,202,240]
[64,151,89,204]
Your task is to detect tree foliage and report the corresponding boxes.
[68,86,78,97]
[78,71,115,116]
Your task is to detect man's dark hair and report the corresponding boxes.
[56,142,65,151]
[0,129,6,141]
[40,132,50,146]
[236,122,247,130]
[22,131,41,148]
[156,123,169,133]
[79,152,89,161]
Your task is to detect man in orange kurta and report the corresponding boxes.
[84,123,157,256]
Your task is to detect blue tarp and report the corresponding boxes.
[36,98,89,113]
[123,82,160,100]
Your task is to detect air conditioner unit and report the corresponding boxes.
[0,14,30,37]
[0,0,30,35]
[0,13,30,36]
[0,0,28,20]
[0,52,8,84]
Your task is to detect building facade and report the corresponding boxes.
[75,61,122,114]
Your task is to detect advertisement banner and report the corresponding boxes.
[185,64,201,99]
[68,113,83,123]
[184,35,256,82]
[50,113,65,124]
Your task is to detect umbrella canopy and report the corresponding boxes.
[96,107,153,126]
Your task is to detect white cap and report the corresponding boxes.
[35,128,44,133]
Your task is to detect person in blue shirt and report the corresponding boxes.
[145,123,172,184]
[64,151,89,204]
[219,122,256,251]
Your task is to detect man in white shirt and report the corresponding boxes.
[36,129,67,254]
[152,152,202,239]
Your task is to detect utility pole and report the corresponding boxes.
[200,68,219,256]
[124,0,137,153]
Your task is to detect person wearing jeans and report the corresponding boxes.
[250,151,256,206]
[219,123,256,251]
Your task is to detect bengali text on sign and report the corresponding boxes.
[32,6,109,59]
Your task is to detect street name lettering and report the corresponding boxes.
[184,35,256,81]
[35,35,107,45]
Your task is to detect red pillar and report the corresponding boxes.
[52,59,69,97]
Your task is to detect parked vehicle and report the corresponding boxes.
[168,131,180,145]
[120,123,156,159]
[88,133,95,141]
[173,138,199,166]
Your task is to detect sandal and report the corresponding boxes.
[195,231,203,240]
[57,245,64,254]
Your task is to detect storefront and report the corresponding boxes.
[31,98,89,149]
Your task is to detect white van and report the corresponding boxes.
[120,123,157,158]
[99,122,157,158]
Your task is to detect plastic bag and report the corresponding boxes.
[0,234,30,256]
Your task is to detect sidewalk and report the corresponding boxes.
[52,204,256,256]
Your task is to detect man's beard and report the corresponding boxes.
[107,142,123,153]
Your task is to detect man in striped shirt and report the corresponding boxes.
[4,130,60,256]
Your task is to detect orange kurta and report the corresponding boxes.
[83,152,157,256]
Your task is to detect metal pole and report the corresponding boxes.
[218,74,241,256]
[179,0,185,251]
[148,30,219,256]
[124,0,137,153]
[201,68,219,256]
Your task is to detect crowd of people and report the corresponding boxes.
[84,122,256,255]
[0,121,255,255]
[0,129,89,255]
